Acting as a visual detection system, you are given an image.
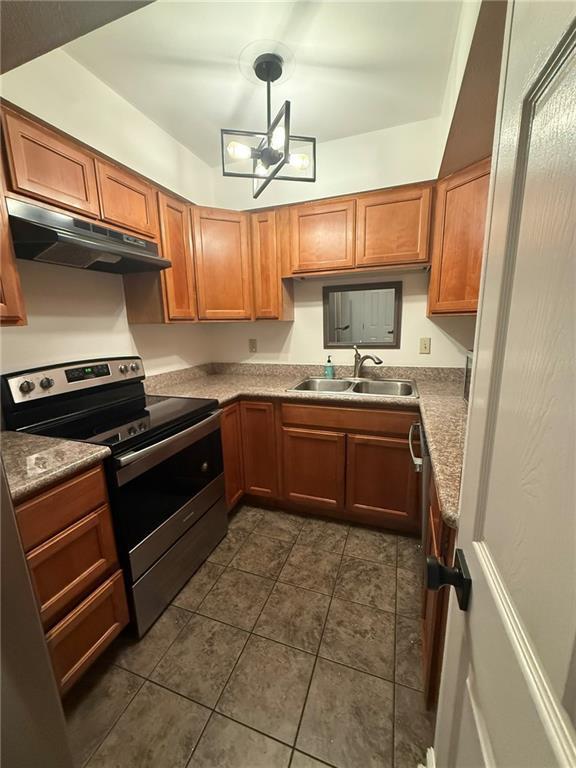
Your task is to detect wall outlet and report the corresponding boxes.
[248,338,258,353]
[419,337,431,354]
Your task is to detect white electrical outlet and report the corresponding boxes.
[248,338,258,353]
[419,337,431,354]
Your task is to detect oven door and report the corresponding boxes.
[112,411,224,581]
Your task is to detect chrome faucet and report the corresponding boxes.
[353,345,383,378]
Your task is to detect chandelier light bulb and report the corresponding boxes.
[227,141,252,160]
[255,162,268,177]
[288,152,310,170]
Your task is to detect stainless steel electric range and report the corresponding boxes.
[1,356,228,637]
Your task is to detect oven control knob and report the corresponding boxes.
[39,377,54,390]
[19,380,36,394]
[128,426,137,436]
[130,363,140,373]
[118,364,128,374]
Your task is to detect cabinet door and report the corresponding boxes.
[240,401,278,498]
[1,175,26,325]
[290,198,355,272]
[346,434,419,532]
[282,427,346,511]
[158,193,196,320]
[251,210,279,318]
[221,403,245,510]
[193,207,253,320]
[428,157,491,314]
[356,185,432,266]
[96,159,159,237]
[2,111,100,217]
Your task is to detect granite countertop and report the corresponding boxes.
[146,363,468,528]
[1,431,111,504]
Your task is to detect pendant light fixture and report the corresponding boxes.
[221,53,316,198]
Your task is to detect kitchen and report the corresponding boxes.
[1,2,574,768]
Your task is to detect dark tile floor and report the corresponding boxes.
[65,506,435,768]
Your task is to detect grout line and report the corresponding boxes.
[78,664,146,768]
[291,524,350,755]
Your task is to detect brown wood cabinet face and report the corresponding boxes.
[16,465,108,552]
[281,403,417,438]
[221,403,245,510]
[281,427,346,511]
[290,199,355,272]
[193,207,253,320]
[346,434,419,532]
[46,570,128,695]
[26,506,118,629]
[158,193,196,320]
[0,168,26,325]
[96,159,159,237]
[251,210,279,318]
[356,185,432,266]
[240,401,278,498]
[2,111,100,217]
[428,157,491,314]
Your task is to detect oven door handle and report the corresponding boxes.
[115,410,221,470]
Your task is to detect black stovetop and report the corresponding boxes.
[19,393,218,456]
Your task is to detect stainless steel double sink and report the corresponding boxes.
[288,378,418,397]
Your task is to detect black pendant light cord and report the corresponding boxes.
[267,80,272,135]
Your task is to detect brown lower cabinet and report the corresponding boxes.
[422,475,457,709]
[346,433,419,533]
[281,427,346,511]
[15,464,129,695]
[240,401,279,498]
[221,403,245,509]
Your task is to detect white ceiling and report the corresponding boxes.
[65,1,463,166]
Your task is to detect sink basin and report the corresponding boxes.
[291,378,354,392]
[288,377,418,397]
[352,380,416,396]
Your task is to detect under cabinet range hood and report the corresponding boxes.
[6,199,171,274]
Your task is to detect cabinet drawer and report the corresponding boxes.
[16,465,108,552]
[46,570,128,695]
[96,159,159,237]
[281,403,418,437]
[27,505,118,629]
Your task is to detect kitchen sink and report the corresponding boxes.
[291,378,355,392]
[352,380,416,396]
[288,378,418,397]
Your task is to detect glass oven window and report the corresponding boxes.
[115,430,223,551]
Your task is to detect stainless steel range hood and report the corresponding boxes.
[7,199,171,274]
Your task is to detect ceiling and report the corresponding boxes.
[65,1,463,166]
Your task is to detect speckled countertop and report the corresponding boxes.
[1,431,110,504]
[146,363,468,528]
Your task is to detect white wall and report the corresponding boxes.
[0,49,216,376]
[0,262,212,376]
[213,117,443,210]
[0,49,215,206]
[0,38,477,377]
[436,0,482,156]
[208,272,474,367]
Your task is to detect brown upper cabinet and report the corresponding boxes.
[251,210,293,321]
[2,110,100,217]
[355,184,432,267]
[96,159,159,238]
[0,165,26,326]
[193,207,253,320]
[428,157,491,314]
[290,198,356,273]
[158,193,196,321]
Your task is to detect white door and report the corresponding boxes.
[434,3,576,767]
